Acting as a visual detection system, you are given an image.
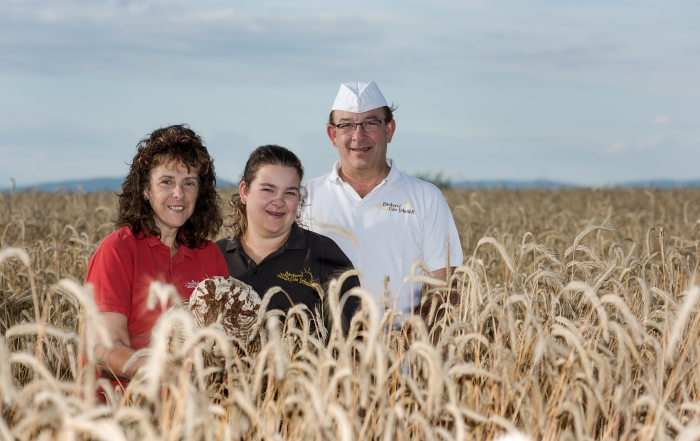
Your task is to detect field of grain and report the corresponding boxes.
[2,187,700,441]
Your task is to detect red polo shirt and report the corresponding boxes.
[85,226,229,351]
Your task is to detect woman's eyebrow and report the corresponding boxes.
[258,183,299,191]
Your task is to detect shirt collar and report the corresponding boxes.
[178,243,195,259]
[285,222,306,250]
[328,160,342,183]
[223,222,306,252]
[142,228,194,259]
[224,237,242,252]
[143,231,165,248]
[328,158,399,185]
[384,158,400,185]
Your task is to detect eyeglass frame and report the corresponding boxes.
[331,119,387,133]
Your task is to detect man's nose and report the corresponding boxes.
[352,123,367,140]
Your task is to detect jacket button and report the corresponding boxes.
[253,269,257,274]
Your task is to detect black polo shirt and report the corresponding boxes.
[215,223,360,331]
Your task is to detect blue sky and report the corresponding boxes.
[1,0,698,188]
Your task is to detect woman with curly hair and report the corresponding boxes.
[86,124,228,389]
[216,145,359,336]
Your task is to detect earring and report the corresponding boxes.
[144,197,149,201]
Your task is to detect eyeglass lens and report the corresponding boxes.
[336,120,384,133]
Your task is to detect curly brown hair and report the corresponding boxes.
[116,124,223,248]
[227,145,305,240]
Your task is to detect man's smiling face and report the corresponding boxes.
[326,107,396,176]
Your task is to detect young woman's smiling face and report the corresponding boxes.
[240,164,300,240]
[144,160,199,240]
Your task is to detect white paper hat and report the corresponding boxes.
[331,81,388,113]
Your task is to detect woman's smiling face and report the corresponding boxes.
[240,164,300,240]
[144,160,199,240]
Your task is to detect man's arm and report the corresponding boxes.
[415,267,458,324]
[414,183,464,325]
[430,268,447,283]
[93,312,145,380]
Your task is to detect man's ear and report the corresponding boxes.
[386,119,396,143]
[326,124,339,148]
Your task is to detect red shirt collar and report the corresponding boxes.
[139,228,195,259]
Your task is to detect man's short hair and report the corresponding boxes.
[328,104,398,126]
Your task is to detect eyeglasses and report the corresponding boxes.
[332,119,386,134]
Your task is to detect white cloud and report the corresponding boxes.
[1,0,698,95]
[603,134,667,155]
[2,0,700,186]
[0,1,394,81]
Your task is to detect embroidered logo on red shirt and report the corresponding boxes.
[186,275,210,289]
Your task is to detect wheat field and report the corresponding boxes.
[2,187,700,441]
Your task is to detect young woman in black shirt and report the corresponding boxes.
[216,145,360,336]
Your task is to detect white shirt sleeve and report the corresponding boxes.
[421,189,464,272]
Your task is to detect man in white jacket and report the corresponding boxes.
[303,81,463,321]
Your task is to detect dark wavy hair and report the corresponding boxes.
[227,145,305,240]
[327,104,398,125]
[116,124,223,248]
